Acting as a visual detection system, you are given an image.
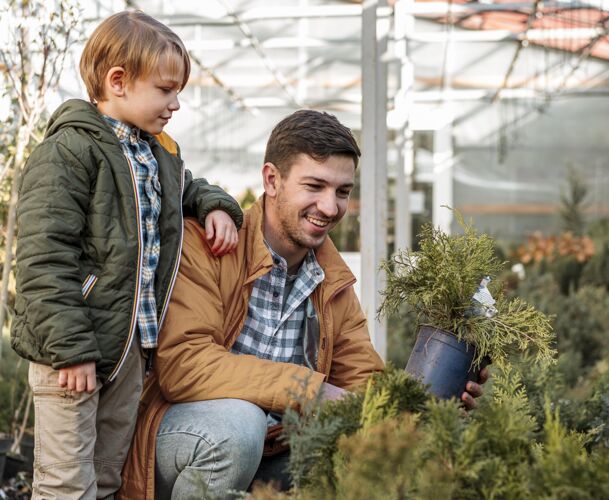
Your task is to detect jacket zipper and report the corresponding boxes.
[107,156,144,383]
[157,162,185,329]
[317,276,357,373]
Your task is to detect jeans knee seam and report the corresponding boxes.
[158,432,218,490]
[157,430,215,448]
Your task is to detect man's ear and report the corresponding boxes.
[262,162,281,197]
[105,66,128,98]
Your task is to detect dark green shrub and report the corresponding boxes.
[0,336,30,434]
[513,273,609,382]
[581,241,609,291]
[267,364,609,500]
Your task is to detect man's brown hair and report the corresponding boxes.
[264,110,361,176]
[79,10,190,102]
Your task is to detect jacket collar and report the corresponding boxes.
[243,197,356,300]
[46,99,163,150]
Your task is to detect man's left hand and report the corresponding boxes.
[460,365,490,410]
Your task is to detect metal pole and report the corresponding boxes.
[361,0,388,359]
[394,0,414,252]
[432,1,456,234]
[432,125,454,233]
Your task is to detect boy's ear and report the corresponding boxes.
[262,162,281,197]
[105,66,128,97]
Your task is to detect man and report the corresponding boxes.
[119,110,485,499]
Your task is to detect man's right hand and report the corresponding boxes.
[319,382,348,402]
[58,361,97,393]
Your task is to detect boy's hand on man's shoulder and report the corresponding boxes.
[58,361,97,393]
[205,209,239,257]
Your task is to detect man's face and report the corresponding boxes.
[268,153,355,254]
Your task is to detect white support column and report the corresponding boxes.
[395,128,414,251]
[361,0,388,359]
[393,0,414,252]
[433,0,455,234]
[296,0,310,103]
[432,125,454,233]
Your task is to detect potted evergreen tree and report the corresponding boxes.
[379,211,555,399]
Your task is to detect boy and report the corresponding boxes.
[10,10,242,499]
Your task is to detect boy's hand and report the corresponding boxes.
[205,209,239,257]
[58,361,97,393]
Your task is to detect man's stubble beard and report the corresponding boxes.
[275,188,326,252]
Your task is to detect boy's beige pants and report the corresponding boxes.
[28,337,145,500]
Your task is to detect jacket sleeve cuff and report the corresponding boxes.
[197,194,244,230]
[51,350,102,371]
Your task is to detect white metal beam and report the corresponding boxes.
[109,2,603,27]
[361,0,388,360]
[235,87,609,109]
[404,27,608,43]
[401,1,600,15]
[217,0,302,107]
[185,36,359,51]
[109,5,392,28]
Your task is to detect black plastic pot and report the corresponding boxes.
[405,325,480,399]
[0,434,13,481]
[3,452,33,480]
[19,432,34,468]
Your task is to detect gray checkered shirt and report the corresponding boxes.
[231,244,324,364]
[103,115,161,348]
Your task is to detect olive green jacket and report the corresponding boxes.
[11,99,243,383]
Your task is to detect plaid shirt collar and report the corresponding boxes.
[231,243,324,365]
[264,243,325,316]
[102,115,142,146]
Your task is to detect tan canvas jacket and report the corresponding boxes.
[119,197,384,499]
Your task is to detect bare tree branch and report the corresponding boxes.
[0,0,81,365]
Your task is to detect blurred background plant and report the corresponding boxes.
[0,1,81,459]
[0,0,80,356]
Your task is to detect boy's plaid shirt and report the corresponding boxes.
[231,244,324,364]
[103,116,161,348]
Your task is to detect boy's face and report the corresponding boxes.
[101,54,184,135]
[120,68,181,135]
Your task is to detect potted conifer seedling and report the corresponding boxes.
[379,211,555,399]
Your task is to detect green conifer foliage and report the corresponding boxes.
[264,365,609,500]
[560,167,588,237]
[282,367,429,493]
[380,211,555,368]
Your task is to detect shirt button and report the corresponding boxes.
[273,258,280,265]
[273,291,279,298]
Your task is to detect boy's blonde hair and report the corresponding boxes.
[80,10,190,102]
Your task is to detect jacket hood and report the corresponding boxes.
[45,99,118,145]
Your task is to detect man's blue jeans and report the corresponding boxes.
[155,399,290,499]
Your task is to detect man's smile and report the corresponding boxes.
[305,215,331,228]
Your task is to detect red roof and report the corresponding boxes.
[420,0,609,60]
